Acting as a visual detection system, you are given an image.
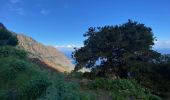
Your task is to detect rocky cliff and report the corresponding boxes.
[17,34,74,72]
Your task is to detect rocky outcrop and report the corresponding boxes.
[17,34,74,72]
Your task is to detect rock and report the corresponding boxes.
[17,34,74,72]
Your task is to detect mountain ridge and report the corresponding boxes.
[17,34,74,72]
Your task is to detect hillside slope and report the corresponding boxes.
[17,34,74,72]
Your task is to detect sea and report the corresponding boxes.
[60,48,170,65]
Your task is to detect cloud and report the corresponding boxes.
[154,41,170,48]
[54,41,170,51]
[55,45,78,48]
[55,44,83,51]
[10,0,21,4]
[40,9,51,15]
[8,0,25,15]
[14,8,25,15]
[10,7,25,15]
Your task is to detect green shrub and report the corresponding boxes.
[80,92,96,100]
[38,71,96,100]
[0,29,18,46]
[148,94,162,100]
[83,72,96,79]
[0,89,20,100]
[134,62,170,98]
[0,46,92,100]
[69,71,83,79]
[0,57,29,83]
[0,56,50,100]
[22,76,50,100]
[88,78,161,100]
[0,46,27,59]
[39,73,80,100]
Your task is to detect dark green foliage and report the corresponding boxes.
[69,71,83,79]
[0,46,27,58]
[88,78,162,100]
[82,72,96,79]
[134,62,170,98]
[0,29,18,46]
[80,92,96,100]
[39,72,95,100]
[148,94,163,100]
[0,57,28,81]
[0,29,95,100]
[0,46,92,100]
[0,22,166,100]
[0,46,49,100]
[73,20,158,78]
[0,89,20,100]
[22,77,50,100]
[72,20,166,99]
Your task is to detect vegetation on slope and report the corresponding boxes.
[0,28,50,99]
[1,21,169,100]
[73,20,170,99]
[0,24,96,100]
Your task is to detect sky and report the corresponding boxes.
[0,0,170,50]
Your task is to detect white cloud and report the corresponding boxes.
[54,41,170,51]
[14,8,25,15]
[8,0,25,15]
[55,44,82,48]
[10,0,20,4]
[55,44,83,51]
[10,7,25,15]
[154,41,170,48]
[40,9,51,15]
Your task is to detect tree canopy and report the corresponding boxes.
[0,29,18,46]
[73,20,159,78]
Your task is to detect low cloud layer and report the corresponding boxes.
[55,44,82,51]
[55,41,170,52]
[154,41,170,49]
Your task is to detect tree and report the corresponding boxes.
[0,28,18,46]
[73,20,159,78]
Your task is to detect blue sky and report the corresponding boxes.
[1,0,170,50]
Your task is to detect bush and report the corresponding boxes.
[0,56,50,100]
[0,46,27,59]
[134,62,170,98]
[0,45,91,100]
[0,89,20,100]
[39,72,97,100]
[0,57,29,82]
[0,29,18,46]
[88,78,161,100]
[69,71,83,79]
[22,76,50,100]
[39,73,80,100]
[80,92,96,100]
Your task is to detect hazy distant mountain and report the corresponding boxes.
[154,48,170,54]
[60,48,170,66]
[17,34,74,72]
